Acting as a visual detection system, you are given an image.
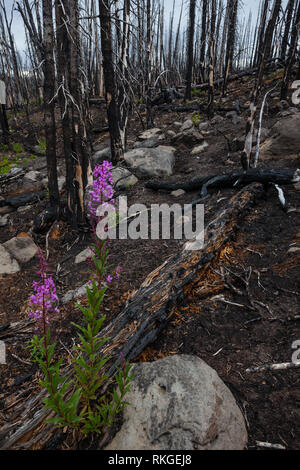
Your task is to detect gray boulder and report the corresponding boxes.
[260,114,300,158]
[111,167,138,189]
[106,355,248,450]
[133,136,161,149]
[124,146,175,178]
[171,128,205,147]
[0,245,20,274]
[92,146,111,165]
[138,128,162,140]
[180,119,193,132]
[3,235,38,264]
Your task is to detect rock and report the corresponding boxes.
[191,141,209,155]
[180,119,193,132]
[0,214,9,227]
[3,235,38,264]
[277,107,299,118]
[92,147,111,164]
[23,170,42,183]
[166,130,176,138]
[0,245,20,274]
[210,115,224,124]
[133,136,161,149]
[226,110,237,119]
[138,128,162,140]
[33,145,46,156]
[75,247,93,264]
[171,128,205,147]
[106,355,247,450]
[288,246,300,254]
[30,157,47,171]
[260,114,300,158]
[62,283,88,304]
[171,189,185,197]
[0,206,14,215]
[173,121,182,128]
[198,121,209,131]
[124,146,175,178]
[111,167,138,190]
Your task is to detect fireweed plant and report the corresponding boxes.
[29,161,134,435]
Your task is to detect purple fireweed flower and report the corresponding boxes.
[89,161,114,218]
[29,249,59,327]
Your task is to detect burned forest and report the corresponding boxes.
[0,0,300,453]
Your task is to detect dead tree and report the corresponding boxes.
[185,0,196,100]
[280,0,300,100]
[280,0,295,62]
[199,0,208,83]
[207,0,216,118]
[241,0,282,170]
[42,0,59,210]
[222,0,238,95]
[99,0,123,163]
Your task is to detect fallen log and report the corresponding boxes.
[145,168,300,194]
[0,183,264,449]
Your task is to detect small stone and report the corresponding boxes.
[171,189,185,197]
[173,121,182,128]
[288,246,300,253]
[23,170,42,183]
[3,235,38,264]
[180,120,193,132]
[75,247,93,264]
[0,214,9,227]
[62,283,89,304]
[0,245,20,274]
[191,141,209,155]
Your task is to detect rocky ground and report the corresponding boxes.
[0,72,299,449]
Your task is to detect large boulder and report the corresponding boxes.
[138,128,162,140]
[111,167,138,189]
[106,355,248,450]
[3,235,38,264]
[171,128,206,147]
[124,146,175,178]
[260,114,300,158]
[0,245,20,274]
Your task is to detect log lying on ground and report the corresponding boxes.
[0,183,264,449]
[146,168,300,194]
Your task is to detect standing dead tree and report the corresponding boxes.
[185,0,196,100]
[42,0,59,211]
[222,0,238,95]
[280,0,300,100]
[99,0,123,163]
[241,0,282,171]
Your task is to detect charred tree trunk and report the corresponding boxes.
[99,0,123,163]
[280,0,295,62]
[185,0,196,100]
[280,0,300,100]
[222,0,238,95]
[199,0,208,83]
[207,0,216,119]
[42,0,59,210]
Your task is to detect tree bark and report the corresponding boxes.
[185,0,196,100]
